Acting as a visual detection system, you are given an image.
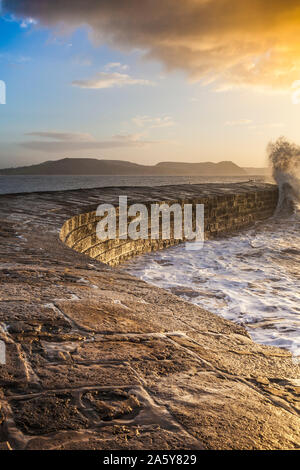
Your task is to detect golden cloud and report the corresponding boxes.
[4,0,300,90]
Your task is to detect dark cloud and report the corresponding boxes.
[25,131,94,141]
[3,1,300,90]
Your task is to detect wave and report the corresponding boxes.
[268,137,300,213]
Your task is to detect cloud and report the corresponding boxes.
[225,119,253,126]
[224,120,285,129]
[72,72,154,89]
[4,1,300,91]
[20,17,37,28]
[25,131,95,141]
[248,122,285,130]
[104,62,129,71]
[267,123,285,128]
[20,132,159,152]
[132,115,176,129]
[291,80,300,104]
[0,53,31,65]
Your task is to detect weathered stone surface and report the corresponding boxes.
[151,372,300,450]
[55,300,165,333]
[25,425,202,451]
[11,393,90,435]
[0,183,299,450]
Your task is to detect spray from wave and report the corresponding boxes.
[267,137,300,212]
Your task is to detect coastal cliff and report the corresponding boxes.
[0,182,299,450]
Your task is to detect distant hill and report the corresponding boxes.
[0,157,247,176]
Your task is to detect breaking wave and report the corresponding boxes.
[268,137,300,212]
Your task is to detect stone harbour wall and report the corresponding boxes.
[60,185,279,266]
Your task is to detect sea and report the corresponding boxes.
[0,171,299,358]
[0,174,254,195]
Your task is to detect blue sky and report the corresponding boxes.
[0,4,299,169]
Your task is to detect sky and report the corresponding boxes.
[1,0,300,169]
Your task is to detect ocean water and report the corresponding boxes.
[0,174,262,195]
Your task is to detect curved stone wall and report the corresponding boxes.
[60,185,279,266]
